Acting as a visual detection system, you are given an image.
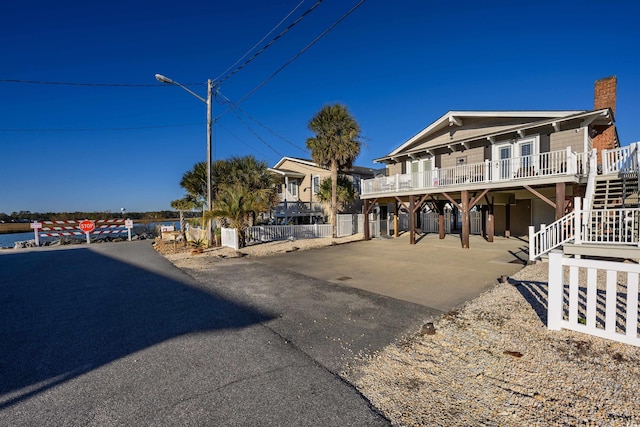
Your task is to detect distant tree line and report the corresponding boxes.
[0,210,198,223]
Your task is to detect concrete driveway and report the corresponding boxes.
[255,233,529,312]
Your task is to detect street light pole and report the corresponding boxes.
[156,74,214,245]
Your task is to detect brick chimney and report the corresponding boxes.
[594,75,616,114]
[592,76,617,157]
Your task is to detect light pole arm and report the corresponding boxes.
[155,74,208,104]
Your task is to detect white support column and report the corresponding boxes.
[484,159,490,183]
[547,250,564,330]
[574,196,582,245]
[602,148,610,174]
[528,225,536,262]
[395,174,400,191]
[566,147,573,175]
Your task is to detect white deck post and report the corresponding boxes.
[395,174,400,191]
[484,159,490,182]
[574,196,582,245]
[565,147,572,175]
[528,225,536,262]
[547,250,564,330]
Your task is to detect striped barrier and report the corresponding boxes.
[34,219,133,245]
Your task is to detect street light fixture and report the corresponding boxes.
[155,73,214,244]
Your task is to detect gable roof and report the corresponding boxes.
[272,156,317,170]
[271,156,379,176]
[376,109,616,163]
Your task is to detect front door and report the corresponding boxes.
[499,145,512,180]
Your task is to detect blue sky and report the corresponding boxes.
[1,0,639,213]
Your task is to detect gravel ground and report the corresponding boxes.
[347,262,640,427]
[159,234,365,268]
[159,238,640,426]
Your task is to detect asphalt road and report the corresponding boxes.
[0,241,437,425]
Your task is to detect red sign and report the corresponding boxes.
[79,220,95,233]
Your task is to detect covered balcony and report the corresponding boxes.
[361,148,591,197]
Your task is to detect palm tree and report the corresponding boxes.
[170,196,198,242]
[306,104,362,237]
[206,183,275,248]
[316,175,357,213]
[179,162,208,203]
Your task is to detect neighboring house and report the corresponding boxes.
[268,157,378,224]
[360,76,620,247]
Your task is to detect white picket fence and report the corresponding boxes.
[337,214,355,237]
[221,227,239,250]
[245,224,333,243]
[548,251,639,347]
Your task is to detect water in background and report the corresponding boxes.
[0,231,37,248]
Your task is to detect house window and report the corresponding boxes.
[312,175,320,194]
[351,174,361,193]
[287,180,298,197]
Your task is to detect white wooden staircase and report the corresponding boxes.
[529,144,640,261]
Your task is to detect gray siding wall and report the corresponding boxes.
[550,128,585,153]
[438,146,485,169]
[386,162,403,176]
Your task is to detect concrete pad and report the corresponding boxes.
[256,233,529,312]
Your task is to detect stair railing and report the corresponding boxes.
[528,197,582,261]
[582,149,598,224]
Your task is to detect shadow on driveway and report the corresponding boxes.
[0,247,273,409]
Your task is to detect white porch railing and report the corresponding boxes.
[583,208,640,245]
[548,251,640,347]
[602,142,639,174]
[362,148,582,195]
[246,224,333,243]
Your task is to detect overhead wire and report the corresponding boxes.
[0,123,203,132]
[214,0,368,123]
[215,0,324,85]
[216,90,307,155]
[0,79,202,87]
[217,122,272,160]
[213,0,307,82]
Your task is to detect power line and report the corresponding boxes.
[217,122,272,160]
[0,79,202,87]
[213,0,307,82]
[216,91,307,154]
[228,108,284,157]
[214,0,368,122]
[216,0,324,86]
[0,123,202,132]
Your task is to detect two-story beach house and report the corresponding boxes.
[360,76,621,249]
[269,156,379,225]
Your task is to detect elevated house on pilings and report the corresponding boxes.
[361,77,620,249]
